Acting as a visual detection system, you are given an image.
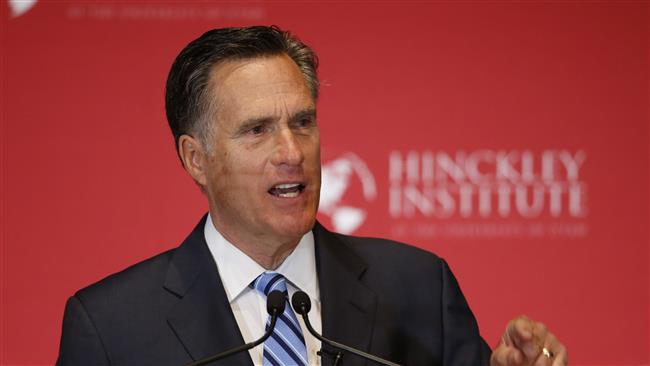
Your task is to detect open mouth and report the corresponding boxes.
[268,183,305,198]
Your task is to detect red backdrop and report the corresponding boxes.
[1,1,648,365]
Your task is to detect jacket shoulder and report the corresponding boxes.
[74,248,176,305]
[328,230,444,271]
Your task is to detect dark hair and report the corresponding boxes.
[165,25,319,155]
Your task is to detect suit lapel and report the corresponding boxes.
[164,216,254,366]
[161,218,377,366]
[314,222,377,366]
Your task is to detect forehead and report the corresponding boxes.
[208,54,315,122]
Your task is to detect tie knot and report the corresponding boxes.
[252,272,287,296]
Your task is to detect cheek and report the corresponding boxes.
[302,136,320,158]
[223,155,266,191]
[212,143,242,176]
[204,154,231,193]
[307,145,322,172]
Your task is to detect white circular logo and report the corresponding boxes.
[8,0,37,18]
[319,153,376,234]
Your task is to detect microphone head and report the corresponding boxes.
[267,290,286,316]
[291,291,311,315]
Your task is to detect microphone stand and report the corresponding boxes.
[185,314,278,366]
[185,290,285,366]
[300,312,401,366]
[292,292,402,366]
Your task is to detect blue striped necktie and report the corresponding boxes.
[252,272,309,366]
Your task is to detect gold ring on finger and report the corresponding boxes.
[542,347,554,359]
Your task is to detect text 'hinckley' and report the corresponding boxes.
[388,150,587,219]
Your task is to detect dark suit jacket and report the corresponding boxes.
[57,217,491,365]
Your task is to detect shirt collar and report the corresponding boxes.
[204,213,319,304]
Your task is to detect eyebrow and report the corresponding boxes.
[236,107,317,134]
[236,116,274,135]
[290,108,317,123]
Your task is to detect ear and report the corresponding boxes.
[178,134,208,187]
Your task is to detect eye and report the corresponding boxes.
[300,118,312,127]
[295,117,315,129]
[249,125,265,135]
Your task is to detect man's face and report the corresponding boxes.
[200,54,320,247]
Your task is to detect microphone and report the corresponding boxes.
[185,290,286,366]
[291,291,402,366]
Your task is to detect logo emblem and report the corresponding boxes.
[8,0,37,18]
[319,153,376,234]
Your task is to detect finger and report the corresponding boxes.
[534,333,568,366]
[532,349,552,366]
[532,346,562,366]
[506,316,534,344]
[506,316,538,361]
[490,343,525,366]
[530,321,551,363]
[536,333,556,366]
[550,342,568,366]
[552,353,568,366]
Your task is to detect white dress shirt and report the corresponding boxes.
[204,214,322,365]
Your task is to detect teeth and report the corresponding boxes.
[275,183,300,189]
[269,183,303,198]
[277,191,300,198]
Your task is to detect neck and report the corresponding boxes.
[209,216,301,270]
[241,242,296,270]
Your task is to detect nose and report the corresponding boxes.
[270,127,304,167]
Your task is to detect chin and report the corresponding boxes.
[272,215,316,239]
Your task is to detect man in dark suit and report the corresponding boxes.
[57,26,567,366]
